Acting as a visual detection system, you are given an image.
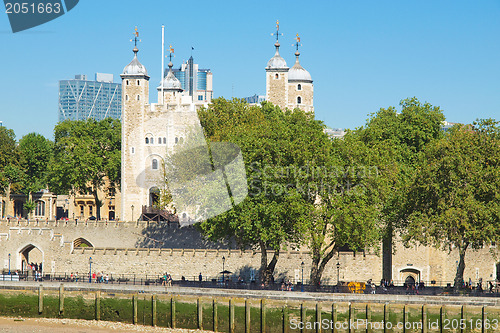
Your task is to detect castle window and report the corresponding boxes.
[297,96,302,104]
[137,80,140,86]
[34,200,45,216]
[126,80,129,86]
[150,137,154,144]
[152,159,158,170]
[131,147,135,154]
[163,137,166,144]
[175,137,178,144]
[297,84,302,91]
[80,205,84,216]
[145,138,149,144]
[137,95,140,101]
[89,205,93,216]
[275,73,279,79]
[125,95,129,101]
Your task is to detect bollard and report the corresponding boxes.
[133,294,138,324]
[383,304,388,333]
[213,298,218,332]
[332,303,338,333]
[95,291,101,321]
[171,296,176,328]
[38,285,43,314]
[481,306,486,333]
[229,298,235,333]
[422,305,427,333]
[59,284,64,315]
[403,305,406,333]
[197,297,203,330]
[152,295,157,327]
[282,304,289,333]
[261,299,266,333]
[366,304,371,333]
[300,303,306,333]
[439,306,443,333]
[316,302,321,333]
[246,300,251,333]
[349,303,353,333]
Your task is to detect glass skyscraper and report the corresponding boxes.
[171,56,213,102]
[58,73,122,122]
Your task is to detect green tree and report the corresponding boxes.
[306,131,382,286]
[0,126,21,217]
[196,98,320,283]
[403,119,500,289]
[49,118,121,220]
[17,133,53,218]
[356,97,445,280]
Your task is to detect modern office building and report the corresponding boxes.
[243,94,266,105]
[58,73,122,122]
[171,56,213,103]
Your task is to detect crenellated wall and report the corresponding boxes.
[0,220,498,285]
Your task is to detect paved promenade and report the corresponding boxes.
[0,280,498,306]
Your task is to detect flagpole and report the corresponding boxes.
[161,25,165,104]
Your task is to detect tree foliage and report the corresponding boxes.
[49,118,121,220]
[196,98,324,283]
[403,119,500,288]
[17,133,53,217]
[354,97,446,279]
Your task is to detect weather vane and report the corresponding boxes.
[293,33,302,51]
[271,20,283,42]
[167,44,175,62]
[130,26,141,47]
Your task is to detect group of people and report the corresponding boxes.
[68,271,109,283]
[27,262,43,281]
[162,272,172,286]
[91,271,110,283]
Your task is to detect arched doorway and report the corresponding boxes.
[149,187,160,207]
[108,210,115,220]
[399,267,421,285]
[19,244,43,275]
[14,200,24,217]
[405,275,416,287]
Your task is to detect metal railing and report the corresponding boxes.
[0,271,498,297]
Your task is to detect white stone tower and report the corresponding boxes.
[265,21,289,110]
[287,33,314,113]
[120,36,150,222]
[120,29,209,222]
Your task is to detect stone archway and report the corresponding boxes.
[405,275,416,287]
[19,244,43,275]
[399,267,421,285]
[149,187,160,207]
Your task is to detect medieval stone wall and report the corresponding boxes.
[0,220,497,286]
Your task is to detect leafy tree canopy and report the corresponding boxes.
[49,118,121,220]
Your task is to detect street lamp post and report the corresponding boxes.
[222,256,226,285]
[8,253,11,275]
[301,261,305,292]
[89,257,93,283]
[336,262,340,287]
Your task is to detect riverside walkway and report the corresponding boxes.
[0,280,498,307]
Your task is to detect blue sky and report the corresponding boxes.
[1,0,499,140]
